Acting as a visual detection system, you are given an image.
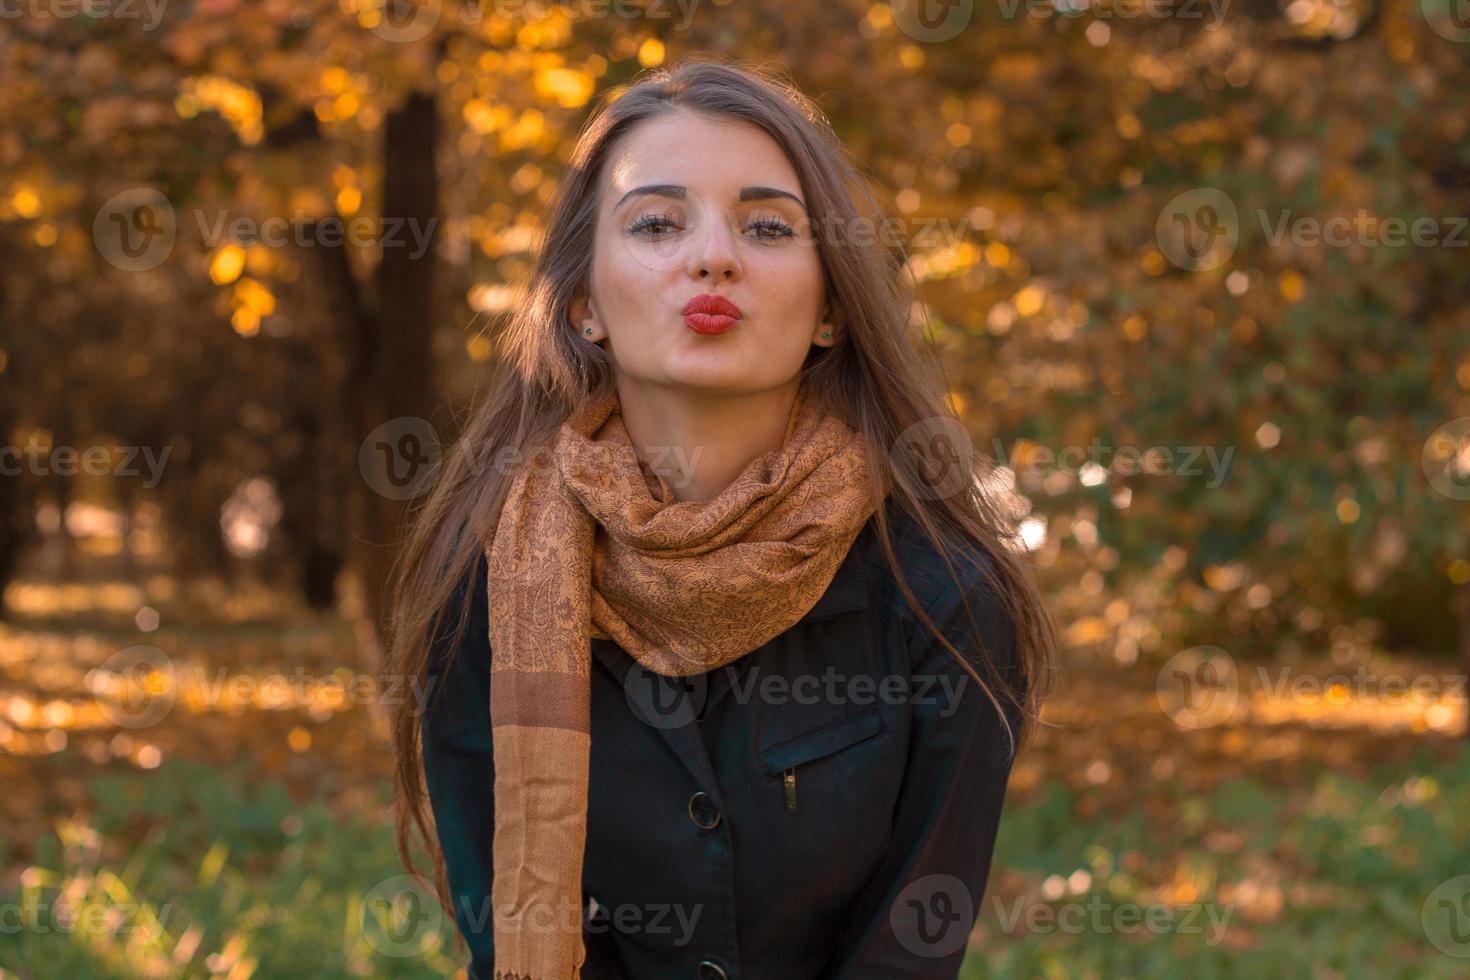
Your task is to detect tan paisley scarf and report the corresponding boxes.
[481,384,878,979]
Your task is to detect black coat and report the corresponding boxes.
[421,502,1024,980]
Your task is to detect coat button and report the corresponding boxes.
[687,791,721,830]
[696,958,730,979]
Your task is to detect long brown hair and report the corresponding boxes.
[383,53,1058,930]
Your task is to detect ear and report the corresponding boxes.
[812,298,841,348]
[569,292,591,331]
[569,292,603,342]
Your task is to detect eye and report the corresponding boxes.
[747,216,795,240]
[628,212,682,238]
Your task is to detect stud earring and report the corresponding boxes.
[821,331,831,340]
[585,327,594,336]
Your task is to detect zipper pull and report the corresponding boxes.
[782,767,798,812]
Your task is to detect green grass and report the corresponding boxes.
[963,741,1470,979]
[1,757,462,979]
[4,743,1470,979]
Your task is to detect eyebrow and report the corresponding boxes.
[613,183,807,212]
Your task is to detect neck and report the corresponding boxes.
[614,384,801,502]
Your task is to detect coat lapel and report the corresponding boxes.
[589,522,874,790]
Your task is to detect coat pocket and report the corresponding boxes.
[756,708,886,812]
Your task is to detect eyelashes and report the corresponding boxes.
[747,217,796,240]
[626,212,796,241]
[626,212,680,237]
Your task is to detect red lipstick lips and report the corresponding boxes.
[682,294,743,335]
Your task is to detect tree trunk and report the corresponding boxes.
[275,339,347,611]
[1458,582,1470,742]
[303,88,440,672]
[0,231,33,618]
[358,88,440,642]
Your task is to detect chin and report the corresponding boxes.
[662,372,755,395]
[656,352,759,388]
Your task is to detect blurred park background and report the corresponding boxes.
[3,0,1470,976]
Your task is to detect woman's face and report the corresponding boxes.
[572,111,837,398]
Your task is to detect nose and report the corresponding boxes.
[686,209,741,282]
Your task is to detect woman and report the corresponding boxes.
[384,56,1058,980]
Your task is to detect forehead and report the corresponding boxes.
[600,112,802,203]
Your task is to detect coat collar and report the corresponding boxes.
[793,517,874,624]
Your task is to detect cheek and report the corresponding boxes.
[753,247,827,321]
[591,235,660,317]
